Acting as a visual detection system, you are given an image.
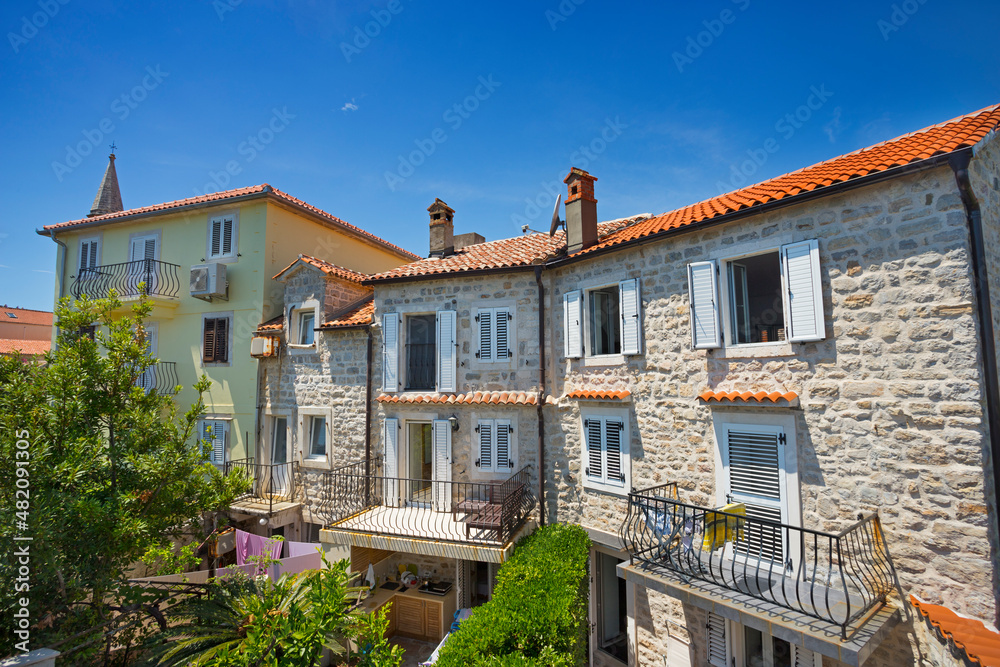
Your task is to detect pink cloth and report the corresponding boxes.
[235,529,282,566]
[286,540,319,558]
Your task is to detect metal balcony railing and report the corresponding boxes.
[224,458,295,516]
[71,259,181,300]
[135,361,179,396]
[309,459,535,546]
[619,483,903,639]
[404,342,436,390]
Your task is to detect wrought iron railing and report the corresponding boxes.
[71,259,181,300]
[404,342,435,390]
[619,483,903,639]
[308,459,535,546]
[135,361,179,395]
[224,458,295,515]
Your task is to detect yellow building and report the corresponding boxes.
[38,154,417,464]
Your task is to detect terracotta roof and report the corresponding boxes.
[1,307,53,326]
[697,390,799,405]
[368,218,645,281]
[575,103,1000,257]
[565,389,631,401]
[911,595,1000,667]
[255,315,284,334]
[377,391,540,406]
[40,184,419,260]
[273,254,369,283]
[0,339,50,356]
[321,299,375,329]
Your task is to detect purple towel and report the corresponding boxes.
[286,540,319,559]
[235,529,283,566]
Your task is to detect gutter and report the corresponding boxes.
[364,325,373,488]
[534,266,547,526]
[949,149,1000,625]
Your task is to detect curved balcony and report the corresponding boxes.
[71,259,181,301]
[136,361,179,396]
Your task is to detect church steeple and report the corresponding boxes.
[88,150,123,218]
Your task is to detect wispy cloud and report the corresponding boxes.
[0,264,10,269]
[824,106,844,143]
[341,99,359,112]
[31,269,53,274]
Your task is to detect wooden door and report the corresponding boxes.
[394,597,425,638]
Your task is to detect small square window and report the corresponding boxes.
[298,311,315,345]
[308,416,326,459]
[5,312,17,319]
[726,251,785,345]
[588,286,621,356]
[203,317,230,363]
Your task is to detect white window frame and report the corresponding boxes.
[475,306,514,365]
[580,407,631,496]
[720,617,822,667]
[474,416,515,476]
[198,417,230,466]
[382,309,457,394]
[127,230,161,262]
[297,407,331,468]
[206,210,239,263]
[266,413,291,464]
[201,311,233,367]
[718,248,790,352]
[78,235,102,278]
[565,278,642,365]
[288,299,320,352]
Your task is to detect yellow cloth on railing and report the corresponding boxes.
[702,503,746,551]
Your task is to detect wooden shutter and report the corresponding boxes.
[383,418,399,506]
[221,218,234,255]
[214,318,228,362]
[604,419,624,487]
[791,644,822,667]
[80,240,98,271]
[203,319,217,362]
[585,417,603,481]
[477,309,493,362]
[724,425,786,561]
[495,309,511,362]
[781,239,825,342]
[202,420,226,465]
[382,313,400,393]
[496,419,512,471]
[431,419,452,511]
[478,420,493,471]
[210,219,223,257]
[564,290,583,358]
[619,278,642,355]
[436,310,457,393]
[688,261,721,349]
[706,612,729,667]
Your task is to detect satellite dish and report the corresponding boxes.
[549,193,563,236]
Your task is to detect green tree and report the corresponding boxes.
[0,294,248,658]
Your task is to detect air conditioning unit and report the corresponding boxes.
[250,336,279,358]
[190,263,228,300]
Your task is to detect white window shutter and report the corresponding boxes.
[478,419,493,471]
[221,218,234,255]
[585,417,603,481]
[725,425,787,561]
[382,314,400,393]
[477,309,493,362]
[791,644,823,667]
[383,418,399,506]
[210,219,223,257]
[143,238,156,260]
[496,419,512,471]
[706,612,729,667]
[431,419,452,511]
[80,240,98,271]
[604,419,624,487]
[688,260,722,349]
[495,309,511,362]
[619,278,642,355]
[436,310,457,393]
[781,239,825,342]
[564,290,583,359]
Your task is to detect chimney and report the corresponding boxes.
[427,198,455,257]
[564,168,597,254]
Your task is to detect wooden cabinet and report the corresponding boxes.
[391,592,456,642]
[375,598,396,637]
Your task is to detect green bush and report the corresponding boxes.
[436,523,591,667]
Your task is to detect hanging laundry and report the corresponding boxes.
[701,503,746,551]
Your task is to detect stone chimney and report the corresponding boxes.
[428,198,455,257]
[564,168,597,254]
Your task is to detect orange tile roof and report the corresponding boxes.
[0,339,50,356]
[1,307,53,326]
[377,391,540,406]
[40,184,419,260]
[565,389,631,401]
[576,103,1000,257]
[255,315,284,334]
[368,218,645,281]
[697,390,799,405]
[273,254,369,283]
[911,596,1000,667]
[321,299,375,329]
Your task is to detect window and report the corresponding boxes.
[594,551,627,663]
[5,312,16,319]
[582,411,630,494]
[207,213,238,260]
[298,311,315,345]
[303,522,322,543]
[709,614,822,667]
[563,279,641,359]
[79,237,100,278]
[476,307,512,363]
[382,310,456,393]
[688,239,824,349]
[476,419,514,473]
[307,416,326,459]
[199,419,229,465]
[202,316,230,363]
[381,417,452,510]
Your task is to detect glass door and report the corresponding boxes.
[270,417,288,496]
[407,422,433,506]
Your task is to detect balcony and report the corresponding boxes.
[71,259,181,301]
[135,361,179,396]
[311,460,536,561]
[619,483,904,662]
[224,459,299,518]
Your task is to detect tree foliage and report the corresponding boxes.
[0,294,248,658]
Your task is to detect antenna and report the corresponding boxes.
[548,193,563,236]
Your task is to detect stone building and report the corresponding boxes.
[244,103,1000,665]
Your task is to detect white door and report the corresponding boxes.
[270,417,289,496]
[129,235,159,295]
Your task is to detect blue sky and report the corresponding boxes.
[2,0,999,310]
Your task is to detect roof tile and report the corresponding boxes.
[0,339,50,356]
[911,596,1000,667]
[697,390,799,405]
[377,391,539,406]
[273,254,369,282]
[321,300,375,329]
[565,389,632,401]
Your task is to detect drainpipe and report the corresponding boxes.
[50,234,68,301]
[950,149,1000,626]
[365,326,373,485]
[534,266,547,526]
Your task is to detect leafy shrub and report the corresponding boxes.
[436,523,590,667]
